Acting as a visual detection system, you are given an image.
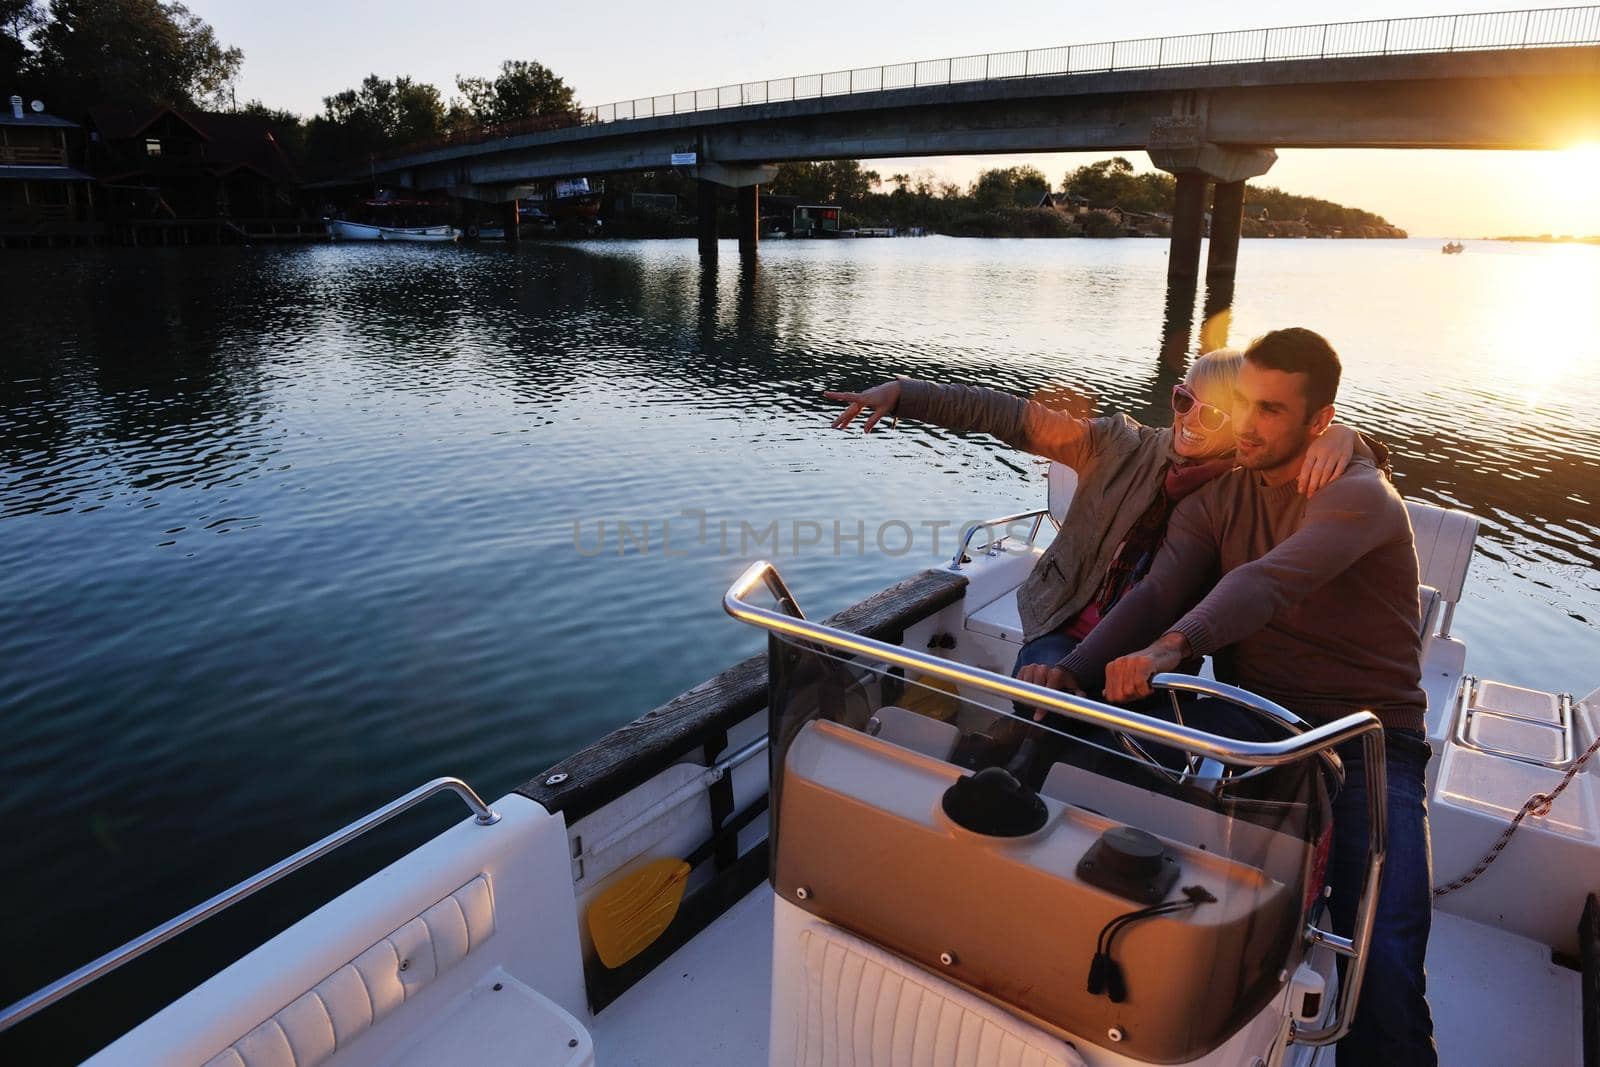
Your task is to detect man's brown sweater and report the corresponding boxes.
[1059,459,1427,732]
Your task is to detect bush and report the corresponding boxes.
[1081,210,1124,238]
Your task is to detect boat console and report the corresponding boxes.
[727,562,1388,1065]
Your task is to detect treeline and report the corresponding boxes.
[612,156,1402,239]
[2,0,581,171]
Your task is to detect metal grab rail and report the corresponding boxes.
[584,5,1600,124]
[948,508,1053,570]
[0,777,502,1035]
[725,559,1386,1047]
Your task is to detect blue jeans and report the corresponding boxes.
[1011,631,1080,677]
[1326,727,1437,1066]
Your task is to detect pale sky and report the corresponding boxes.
[189,0,1600,237]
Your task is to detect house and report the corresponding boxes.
[88,105,302,233]
[1036,191,1089,216]
[1,95,96,245]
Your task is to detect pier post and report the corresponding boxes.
[1206,180,1245,290]
[1168,173,1208,288]
[737,184,760,258]
[502,199,521,245]
[697,180,718,261]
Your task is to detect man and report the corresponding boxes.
[1022,328,1436,1064]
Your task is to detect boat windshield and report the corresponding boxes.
[764,629,1337,1061]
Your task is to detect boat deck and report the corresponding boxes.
[1429,908,1582,1066]
[593,883,774,1065]
[589,881,1581,1066]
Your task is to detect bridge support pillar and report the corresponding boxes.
[1148,128,1276,359]
[697,180,718,261]
[737,185,760,258]
[1206,180,1245,290]
[1168,173,1208,288]
[501,199,521,245]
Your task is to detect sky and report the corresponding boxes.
[187,0,1600,237]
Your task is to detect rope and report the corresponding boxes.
[1433,729,1600,898]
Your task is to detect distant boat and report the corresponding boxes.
[327,219,459,243]
[327,198,460,242]
[1442,241,1465,254]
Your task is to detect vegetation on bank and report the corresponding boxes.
[609,157,1405,240]
[2,1,582,173]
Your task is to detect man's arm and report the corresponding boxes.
[1055,491,1222,692]
[1165,468,1403,662]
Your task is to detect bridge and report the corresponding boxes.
[351,7,1600,307]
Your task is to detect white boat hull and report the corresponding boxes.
[327,220,459,243]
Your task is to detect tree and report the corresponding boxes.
[28,0,241,113]
[1064,157,1175,214]
[2,0,43,91]
[305,74,447,164]
[454,59,577,126]
[240,98,305,159]
[768,159,880,205]
[970,165,1051,211]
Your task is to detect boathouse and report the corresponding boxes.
[0,96,96,247]
[86,105,315,245]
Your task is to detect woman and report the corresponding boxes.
[825,351,1367,681]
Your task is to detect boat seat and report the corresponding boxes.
[1405,499,1479,636]
[201,875,592,1067]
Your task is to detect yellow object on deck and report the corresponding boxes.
[587,857,691,968]
[898,672,961,721]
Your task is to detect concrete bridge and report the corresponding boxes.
[350,7,1600,297]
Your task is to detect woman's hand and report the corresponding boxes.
[824,379,902,433]
[1300,422,1358,497]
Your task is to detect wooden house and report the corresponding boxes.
[0,95,96,246]
[88,105,306,242]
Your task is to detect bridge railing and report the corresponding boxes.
[583,5,1600,125]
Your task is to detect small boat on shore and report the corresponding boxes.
[327,199,460,242]
[1442,241,1465,254]
[2,472,1593,1066]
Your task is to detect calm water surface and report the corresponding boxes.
[2,236,1597,1060]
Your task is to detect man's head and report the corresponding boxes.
[1233,329,1341,483]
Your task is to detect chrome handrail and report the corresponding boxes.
[0,777,501,1034]
[725,559,1385,1047]
[949,508,1052,570]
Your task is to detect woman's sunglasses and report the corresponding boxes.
[1171,384,1231,432]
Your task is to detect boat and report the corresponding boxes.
[327,199,460,242]
[2,466,1595,1066]
[1442,241,1465,254]
[521,178,603,227]
[327,219,459,243]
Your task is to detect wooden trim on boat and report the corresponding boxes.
[516,568,967,822]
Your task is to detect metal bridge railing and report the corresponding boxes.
[583,5,1600,125]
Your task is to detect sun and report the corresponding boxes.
[1564,141,1600,167]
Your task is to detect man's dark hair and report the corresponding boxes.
[1243,328,1342,415]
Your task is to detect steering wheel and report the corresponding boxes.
[1114,673,1344,794]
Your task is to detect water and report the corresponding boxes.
[1,236,1596,1060]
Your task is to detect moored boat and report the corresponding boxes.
[1,470,1594,1066]
[327,199,460,242]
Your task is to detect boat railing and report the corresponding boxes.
[0,777,502,1035]
[948,508,1053,570]
[725,559,1387,1047]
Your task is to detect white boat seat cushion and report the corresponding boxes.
[202,875,495,1067]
